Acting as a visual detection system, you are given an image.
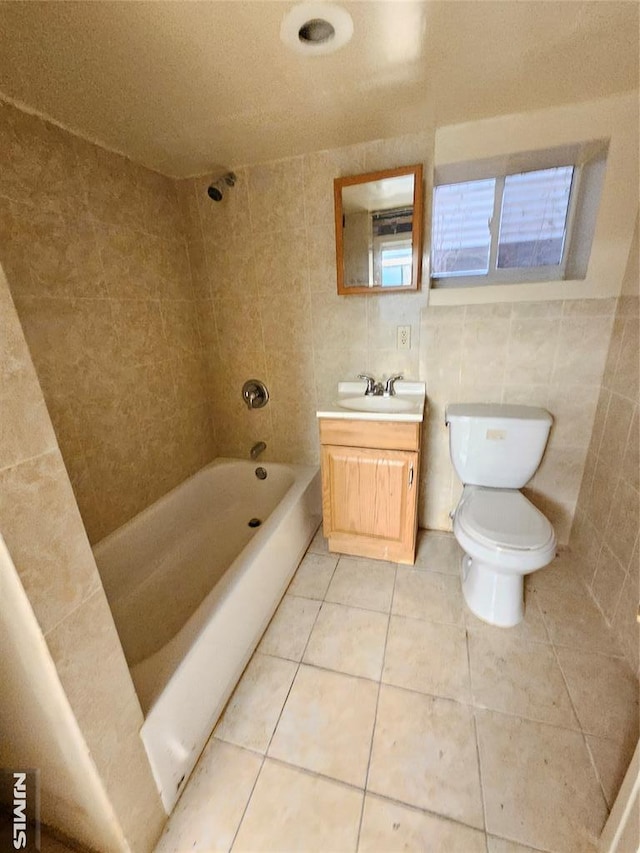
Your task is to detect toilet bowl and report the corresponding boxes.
[445,403,557,627]
[453,485,556,626]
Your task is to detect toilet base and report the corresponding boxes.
[461,554,524,627]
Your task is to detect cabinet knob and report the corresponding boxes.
[408,465,414,488]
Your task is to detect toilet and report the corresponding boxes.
[445,403,557,627]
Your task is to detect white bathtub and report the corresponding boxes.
[93,458,321,812]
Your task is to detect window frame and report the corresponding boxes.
[429,96,637,308]
[431,164,582,289]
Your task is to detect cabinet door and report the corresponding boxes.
[321,444,418,563]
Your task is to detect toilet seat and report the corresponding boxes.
[457,487,554,552]
[453,486,557,626]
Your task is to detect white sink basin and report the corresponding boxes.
[337,395,415,413]
[317,380,426,422]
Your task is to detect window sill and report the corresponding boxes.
[427,276,620,307]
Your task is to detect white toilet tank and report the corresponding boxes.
[446,403,553,488]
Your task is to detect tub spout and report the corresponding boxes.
[250,441,267,460]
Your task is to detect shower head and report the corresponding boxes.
[207,172,237,202]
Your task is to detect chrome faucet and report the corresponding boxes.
[357,374,378,396]
[384,374,404,396]
[250,441,267,460]
[358,373,403,396]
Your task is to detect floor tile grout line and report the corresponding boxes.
[228,541,332,852]
[250,752,366,795]
[247,751,492,840]
[487,830,560,853]
[227,752,267,853]
[226,660,302,850]
[289,587,470,630]
[467,623,489,838]
[355,562,398,851]
[235,548,383,851]
[464,700,586,736]
[291,550,639,723]
[287,591,388,615]
[544,611,612,813]
[390,607,467,629]
[547,639,628,661]
[362,788,488,841]
[196,738,562,853]
[216,658,598,755]
[169,536,630,852]
[253,649,602,738]
[396,564,461,577]
[583,737,614,812]
[230,538,628,850]
[531,587,627,660]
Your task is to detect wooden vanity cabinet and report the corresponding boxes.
[319,418,421,565]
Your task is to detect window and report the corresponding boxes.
[430,145,607,288]
[497,167,573,269]
[378,240,413,286]
[431,178,495,278]
[371,207,414,287]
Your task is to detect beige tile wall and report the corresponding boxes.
[176,133,432,467]
[0,100,214,543]
[0,96,627,553]
[0,96,633,844]
[571,220,639,670]
[420,298,617,542]
[178,133,616,544]
[0,268,165,851]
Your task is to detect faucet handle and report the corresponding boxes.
[384,374,404,396]
[357,373,377,396]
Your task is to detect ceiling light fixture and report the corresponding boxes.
[280,2,354,56]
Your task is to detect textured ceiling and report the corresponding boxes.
[0,1,637,177]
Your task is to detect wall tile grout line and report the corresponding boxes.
[0,445,57,476]
[41,578,105,644]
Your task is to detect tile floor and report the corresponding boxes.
[155,529,639,853]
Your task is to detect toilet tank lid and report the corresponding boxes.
[445,403,552,425]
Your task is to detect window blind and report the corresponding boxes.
[497,166,573,268]
[431,167,574,278]
[431,179,495,277]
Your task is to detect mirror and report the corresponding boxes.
[334,164,423,294]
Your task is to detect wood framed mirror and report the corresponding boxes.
[334,164,423,295]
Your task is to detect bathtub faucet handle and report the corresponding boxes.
[250,441,267,460]
[242,379,269,410]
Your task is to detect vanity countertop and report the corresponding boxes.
[316,381,426,423]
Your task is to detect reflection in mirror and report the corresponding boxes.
[334,164,423,295]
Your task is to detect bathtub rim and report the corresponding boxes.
[101,458,319,714]
[93,456,300,557]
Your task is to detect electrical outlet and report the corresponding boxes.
[397,325,411,350]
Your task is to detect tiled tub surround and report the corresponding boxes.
[571,220,639,671]
[0,271,165,851]
[0,100,215,543]
[175,134,432,469]
[0,96,623,549]
[156,529,639,853]
[177,141,617,545]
